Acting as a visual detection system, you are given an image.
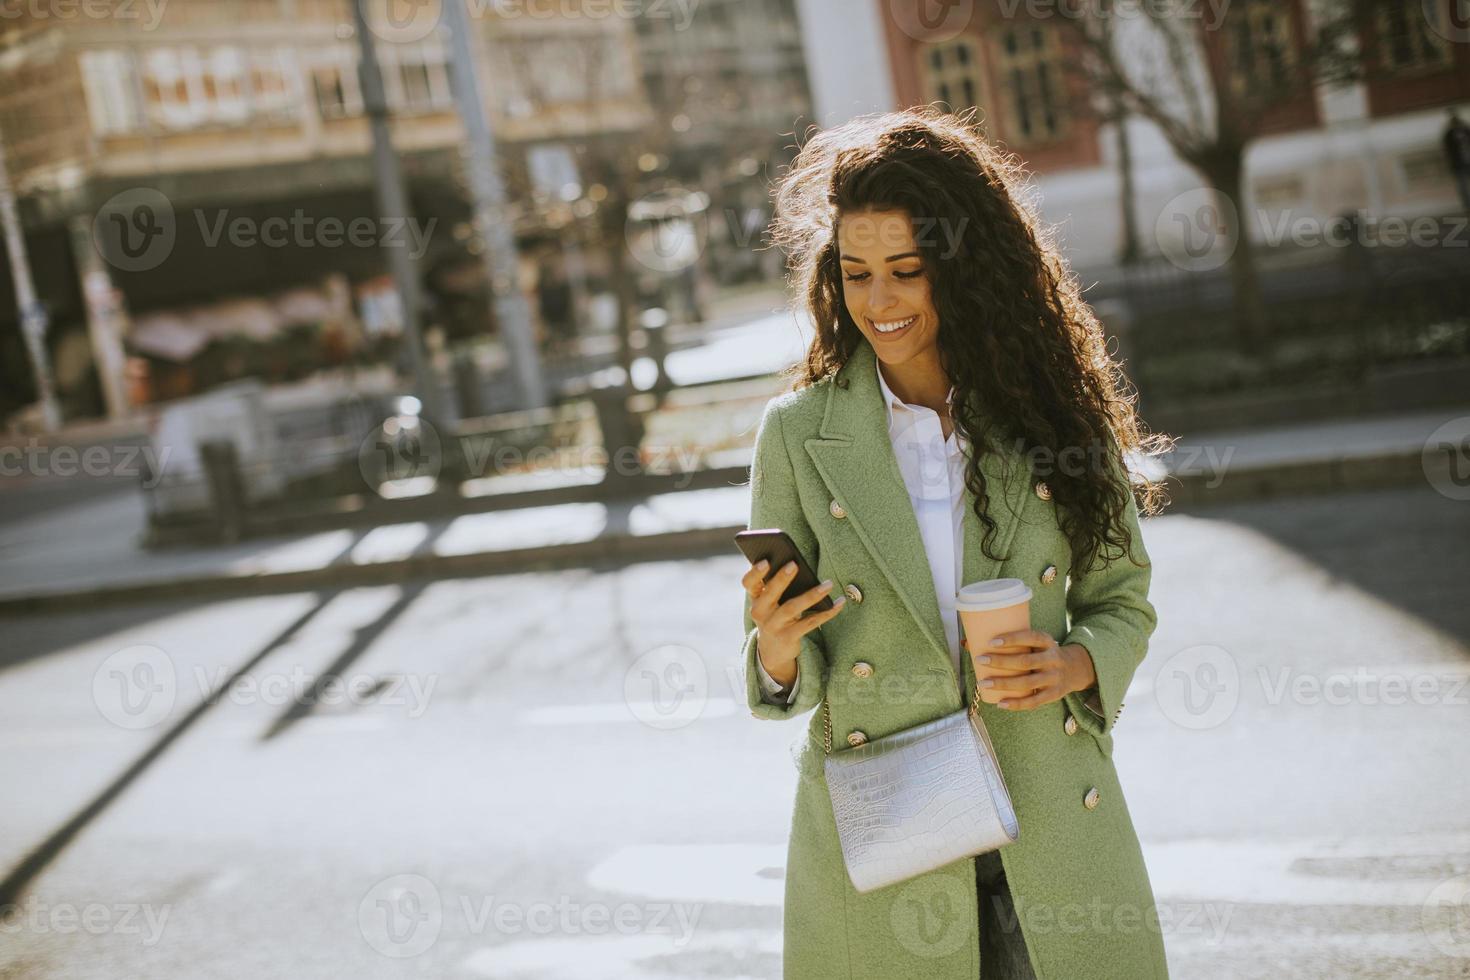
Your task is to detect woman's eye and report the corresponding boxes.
[895,270,924,279]
[843,272,870,283]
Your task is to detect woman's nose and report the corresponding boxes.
[867,278,897,313]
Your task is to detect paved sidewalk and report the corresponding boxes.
[0,407,1461,614]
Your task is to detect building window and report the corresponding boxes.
[205,47,250,124]
[1226,0,1296,101]
[250,47,301,122]
[994,25,1066,146]
[142,48,199,130]
[1399,148,1450,188]
[920,38,983,115]
[139,46,259,130]
[79,49,145,135]
[1373,0,1452,75]
[392,40,452,113]
[311,48,362,119]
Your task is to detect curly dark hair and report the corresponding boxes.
[766,106,1173,574]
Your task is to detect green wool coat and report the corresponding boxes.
[739,340,1169,980]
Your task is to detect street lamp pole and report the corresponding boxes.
[440,0,548,412]
[351,0,446,424]
[0,124,62,431]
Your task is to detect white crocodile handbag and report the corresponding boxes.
[822,680,1021,894]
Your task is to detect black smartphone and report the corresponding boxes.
[734,528,835,615]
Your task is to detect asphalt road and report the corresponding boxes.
[1,485,1467,979]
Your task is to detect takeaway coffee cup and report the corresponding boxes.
[956,578,1034,705]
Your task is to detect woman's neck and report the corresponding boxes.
[878,354,951,418]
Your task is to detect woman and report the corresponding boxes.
[737,108,1174,979]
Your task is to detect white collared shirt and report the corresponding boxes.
[757,355,970,701]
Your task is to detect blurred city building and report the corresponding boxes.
[0,0,663,421]
[797,0,1470,276]
[632,0,813,286]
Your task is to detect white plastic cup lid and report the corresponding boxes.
[955,578,1032,612]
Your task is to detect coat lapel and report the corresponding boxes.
[803,341,1032,685]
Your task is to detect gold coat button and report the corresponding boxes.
[1034,481,1052,501]
[843,583,863,604]
[829,499,847,519]
[847,730,868,747]
[1083,787,1100,810]
[1063,713,1079,736]
[1040,564,1058,585]
[851,661,874,678]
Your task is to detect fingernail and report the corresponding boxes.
[998,701,1012,709]
[833,596,846,606]
[756,560,769,572]
[976,655,991,664]
[784,561,796,573]
[819,579,833,590]
[990,638,1004,647]
[979,679,994,688]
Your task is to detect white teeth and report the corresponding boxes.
[874,316,917,334]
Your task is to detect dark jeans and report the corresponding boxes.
[976,850,1037,979]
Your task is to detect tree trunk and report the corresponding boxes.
[1211,160,1267,354]
[1114,108,1141,266]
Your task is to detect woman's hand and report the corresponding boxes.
[742,559,846,686]
[962,629,1097,710]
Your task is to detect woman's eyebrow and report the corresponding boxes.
[838,250,922,263]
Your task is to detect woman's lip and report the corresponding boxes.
[869,315,917,339]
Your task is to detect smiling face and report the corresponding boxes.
[836,208,940,367]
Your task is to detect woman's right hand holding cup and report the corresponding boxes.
[741,559,846,687]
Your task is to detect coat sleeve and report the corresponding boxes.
[1060,456,1157,738]
[740,398,828,721]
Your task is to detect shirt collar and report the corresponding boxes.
[875,357,957,429]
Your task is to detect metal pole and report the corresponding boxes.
[0,125,62,431]
[351,0,446,424]
[440,0,548,411]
